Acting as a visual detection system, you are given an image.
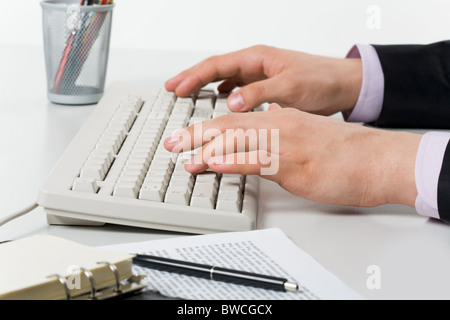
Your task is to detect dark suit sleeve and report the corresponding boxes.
[369,41,450,224]
[371,40,450,129]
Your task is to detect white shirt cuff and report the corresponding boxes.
[343,44,384,123]
[415,132,450,219]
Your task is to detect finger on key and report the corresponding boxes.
[183,127,270,173]
[164,49,266,97]
[164,110,272,153]
[189,150,284,181]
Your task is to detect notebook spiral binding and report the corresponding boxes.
[47,261,146,300]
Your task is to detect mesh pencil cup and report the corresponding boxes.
[41,1,115,105]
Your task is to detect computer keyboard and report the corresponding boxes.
[38,81,259,234]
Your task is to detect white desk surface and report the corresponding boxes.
[1,45,449,300]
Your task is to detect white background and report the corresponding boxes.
[1,0,450,56]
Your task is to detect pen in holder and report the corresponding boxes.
[41,0,115,105]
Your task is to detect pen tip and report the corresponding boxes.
[284,281,299,292]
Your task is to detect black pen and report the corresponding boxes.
[132,254,299,292]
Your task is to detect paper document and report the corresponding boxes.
[101,228,362,300]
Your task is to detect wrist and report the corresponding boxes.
[378,131,421,206]
[335,58,362,114]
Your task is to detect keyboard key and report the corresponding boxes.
[113,182,140,198]
[218,182,241,198]
[216,176,244,212]
[165,184,192,205]
[72,177,99,193]
[91,148,114,163]
[196,171,219,186]
[215,96,230,112]
[84,158,110,176]
[127,155,151,169]
[216,199,240,212]
[176,97,194,108]
[139,183,166,202]
[221,174,244,185]
[148,111,168,121]
[191,108,212,119]
[80,163,106,180]
[88,151,113,170]
[190,183,217,209]
[122,95,144,113]
[96,135,123,155]
[242,175,258,216]
[170,174,195,190]
[196,89,216,99]
[110,112,136,133]
[143,175,169,190]
[196,100,214,111]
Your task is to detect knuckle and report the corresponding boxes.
[246,84,265,100]
[203,55,221,71]
[191,73,204,86]
[203,55,218,65]
[250,44,271,52]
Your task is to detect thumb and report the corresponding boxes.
[227,78,278,112]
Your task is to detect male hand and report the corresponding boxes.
[165,45,362,116]
[164,105,421,208]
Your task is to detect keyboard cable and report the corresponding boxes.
[0,203,39,227]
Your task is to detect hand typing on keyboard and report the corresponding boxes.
[164,45,420,209]
[44,85,261,233]
[165,45,362,116]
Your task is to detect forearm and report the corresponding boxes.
[378,131,421,207]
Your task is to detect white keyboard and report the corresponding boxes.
[38,81,259,234]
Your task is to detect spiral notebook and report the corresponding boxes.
[0,235,145,300]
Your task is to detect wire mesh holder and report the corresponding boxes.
[41,1,115,105]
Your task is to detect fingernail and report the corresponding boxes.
[168,133,183,144]
[168,129,184,144]
[228,92,245,111]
